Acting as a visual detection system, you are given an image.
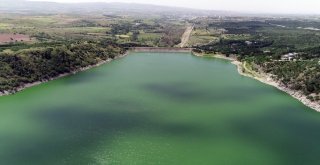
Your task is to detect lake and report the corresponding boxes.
[0,52,319,165]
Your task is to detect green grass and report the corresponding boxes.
[0,23,12,28]
[46,27,108,34]
[258,27,320,49]
[223,34,252,40]
[137,32,162,46]
[188,28,221,46]
[138,33,161,40]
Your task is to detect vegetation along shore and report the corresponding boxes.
[0,5,319,112]
[193,52,320,112]
[0,41,127,96]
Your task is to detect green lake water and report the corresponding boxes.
[0,52,320,165]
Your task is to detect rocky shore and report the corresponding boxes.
[193,52,320,112]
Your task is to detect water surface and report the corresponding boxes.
[0,52,319,165]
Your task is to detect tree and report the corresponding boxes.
[131,31,140,42]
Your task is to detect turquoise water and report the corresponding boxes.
[0,52,319,165]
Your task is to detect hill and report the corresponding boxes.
[0,0,231,16]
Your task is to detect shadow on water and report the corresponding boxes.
[0,100,205,165]
[2,103,320,165]
[142,82,274,103]
[61,69,107,86]
[229,106,320,165]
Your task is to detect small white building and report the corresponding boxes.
[245,41,252,45]
[281,53,298,61]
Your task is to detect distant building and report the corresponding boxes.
[281,53,298,61]
[245,41,252,45]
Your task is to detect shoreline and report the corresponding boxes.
[1,49,319,112]
[0,49,190,97]
[193,52,320,112]
[0,52,129,97]
[130,47,192,53]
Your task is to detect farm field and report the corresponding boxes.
[0,33,31,44]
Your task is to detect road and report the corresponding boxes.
[177,25,194,48]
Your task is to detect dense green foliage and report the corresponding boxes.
[195,39,273,58]
[263,61,320,97]
[0,42,125,93]
[196,20,320,58]
[194,19,320,102]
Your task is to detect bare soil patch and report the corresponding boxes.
[0,33,31,44]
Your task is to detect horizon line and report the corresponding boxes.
[17,0,320,15]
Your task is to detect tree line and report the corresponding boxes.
[0,41,125,93]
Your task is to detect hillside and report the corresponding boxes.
[0,0,229,16]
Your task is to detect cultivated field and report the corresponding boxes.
[0,33,31,44]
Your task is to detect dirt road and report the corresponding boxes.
[177,25,194,48]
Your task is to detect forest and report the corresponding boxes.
[0,42,125,93]
[192,18,320,101]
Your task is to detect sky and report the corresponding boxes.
[30,0,320,14]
